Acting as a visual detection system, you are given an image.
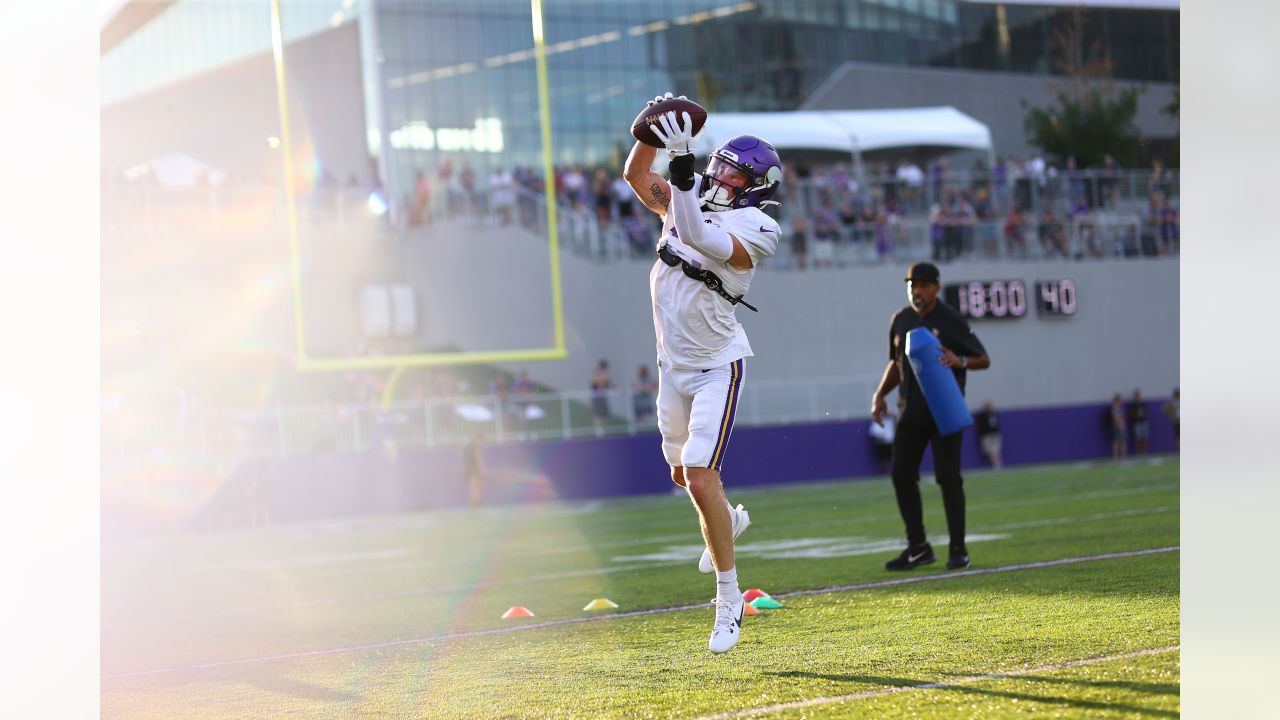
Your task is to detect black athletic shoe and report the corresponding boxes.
[885,544,936,571]
[946,547,971,570]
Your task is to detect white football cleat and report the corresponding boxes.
[708,595,745,654]
[699,504,751,574]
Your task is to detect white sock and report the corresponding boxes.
[715,566,741,602]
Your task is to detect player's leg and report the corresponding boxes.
[682,360,747,653]
[684,359,746,572]
[685,467,734,569]
[931,428,969,569]
[886,418,934,570]
[684,360,750,573]
[656,362,692,473]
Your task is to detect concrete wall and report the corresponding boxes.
[301,220,1179,412]
[542,251,1181,412]
[799,61,1178,159]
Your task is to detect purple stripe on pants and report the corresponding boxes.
[710,359,744,471]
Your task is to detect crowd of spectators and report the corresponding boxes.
[106,148,1178,268]
[774,154,1179,266]
[401,152,1179,266]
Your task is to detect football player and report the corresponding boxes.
[623,92,783,654]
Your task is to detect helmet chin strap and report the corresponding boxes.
[700,184,735,211]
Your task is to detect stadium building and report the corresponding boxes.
[100,0,1180,527]
[103,0,1178,206]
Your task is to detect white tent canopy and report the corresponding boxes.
[695,106,994,178]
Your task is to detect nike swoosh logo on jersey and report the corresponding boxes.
[759,226,776,233]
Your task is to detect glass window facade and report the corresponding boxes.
[101,0,1177,190]
[372,0,1176,190]
[101,0,349,106]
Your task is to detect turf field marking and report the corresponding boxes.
[105,506,1177,627]
[984,505,1176,531]
[613,534,1011,564]
[613,503,1176,565]
[101,546,1178,680]
[194,482,1177,578]
[771,546,1178,602]
[690,645,1181,720]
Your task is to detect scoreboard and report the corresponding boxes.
[944,278,1077,320]
[943,280,1028,320]
[1035,279,1078,316]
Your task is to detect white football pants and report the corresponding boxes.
[656,358,745,470]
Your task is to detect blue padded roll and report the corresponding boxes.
[905,327,973,436]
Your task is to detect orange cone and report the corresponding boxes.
[501,606,535,619]
[744,602,762,616]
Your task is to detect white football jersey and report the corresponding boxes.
[650,187,779,370]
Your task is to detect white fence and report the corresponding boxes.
[189,374,881,464]
[101,168,1179,267]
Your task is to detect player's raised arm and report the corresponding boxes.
[624,140,669,217]
[624,93,681,217]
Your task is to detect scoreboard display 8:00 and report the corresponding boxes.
[942,280,1028,319]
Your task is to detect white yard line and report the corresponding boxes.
[690,645,1181,720]
[101,546,1178,681]
[983,505,1177,531]
[105,504,1178,627]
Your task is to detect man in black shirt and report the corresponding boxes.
[871,263,991,571]
[974,401,1003,469]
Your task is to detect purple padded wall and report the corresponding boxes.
[192,401,1176,529]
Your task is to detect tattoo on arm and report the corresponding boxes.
[649,183,669,208]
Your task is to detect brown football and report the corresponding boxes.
[631,96,708,148]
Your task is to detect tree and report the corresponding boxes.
[1021,9,1144,168]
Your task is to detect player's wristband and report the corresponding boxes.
[960,356,968,369]
[669,154,695,191]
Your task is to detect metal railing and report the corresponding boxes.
[101,167,1178,242]
[777,168,1179,220]
[183,374,881,465]
[545,212,1176,267]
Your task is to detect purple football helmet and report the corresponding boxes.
[699,135,784,211]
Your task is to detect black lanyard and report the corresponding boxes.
[657,243,759,312]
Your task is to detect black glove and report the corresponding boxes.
[669,153,695,192]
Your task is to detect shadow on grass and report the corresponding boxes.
[245,674,359,703]
[935,670,1179,696]
[764,671,1177,718]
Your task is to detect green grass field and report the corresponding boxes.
[101,458,1179,718]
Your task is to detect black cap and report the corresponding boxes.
[904,262,940,283]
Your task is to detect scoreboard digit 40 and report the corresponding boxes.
[1036,278,1078,316]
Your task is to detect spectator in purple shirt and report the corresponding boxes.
[812,200,840,268]
[1159,198,1179,255]
[930,157,947,200]
[993,156,1009,211]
